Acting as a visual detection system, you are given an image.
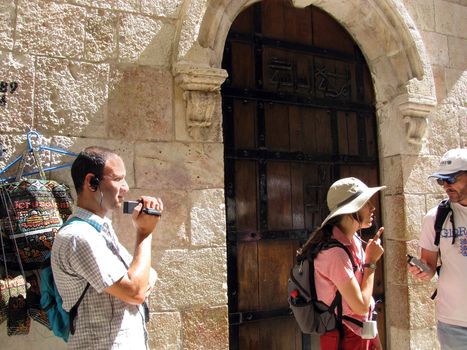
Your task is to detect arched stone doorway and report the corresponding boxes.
[222,2,384,348]
[172,1,437,349]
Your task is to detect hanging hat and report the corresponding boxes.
[429,148,467,179]
[320,177,386,227]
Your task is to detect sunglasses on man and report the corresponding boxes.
[436,172,465,186]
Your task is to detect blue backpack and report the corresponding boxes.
[39,217,90,342]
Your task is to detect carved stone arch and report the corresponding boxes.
[173,0,436,148]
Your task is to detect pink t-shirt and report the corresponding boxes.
[313,227,374,335]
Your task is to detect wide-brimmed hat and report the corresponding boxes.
[320,177,386,227]
[429,148,467,180]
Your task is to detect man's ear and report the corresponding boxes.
[85,173,99,192]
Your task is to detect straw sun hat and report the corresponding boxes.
[320,177,386,228]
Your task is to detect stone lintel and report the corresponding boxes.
[174,63,228,92]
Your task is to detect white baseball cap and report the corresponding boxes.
[429,148,467,179]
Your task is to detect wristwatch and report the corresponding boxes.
[363,263,377,270]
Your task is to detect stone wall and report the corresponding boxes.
[0,0,465,349]
[0,1,227,349]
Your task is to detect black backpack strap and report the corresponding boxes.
[342,315,364,328]
[434,199,452,246]
[431,199,454,301]
[335,292,344,350]
[324,239,358,272]
[307,239,357,300]
[69,282,90,335]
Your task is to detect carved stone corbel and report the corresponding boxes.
[173,64,228,140]
[397,98,435,145]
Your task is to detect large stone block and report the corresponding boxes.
[384,239,409,285]
[447,36,467,70]
[389,327,439,350]
[421,31,449,66]
[383,195,407,240]
[190,189,226,247]
[0,52,34,132]
[85,8,118,62]
[108,66,173,141]
[182,306,229,350]
[0,134,30,176]
[45,136,135,190]
[176,0,208,61]
[386,283,410,329]
[434,0,467,38]
[408,283,436,329]
[15,0,85,58]
[148,312,182,350]
[118,13,174,67]
[444,68,467,106]
[432,65,447,101]
[388,326,410,350]
[112,189,190,252]
[152,248,228,310]
[110,0,139,12]
[35,57,109,137]
[141,0,184,18]
[427,102,464,152]
[67,0,140,11]
[135,142,224,190]
[409,328,440,350]
[0,1,15,50]
[403,0,436,32]
[402,154,435,194]
[404,194,426,237]
[381,155,404,195]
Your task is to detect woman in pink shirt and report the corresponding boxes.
[300,177,385,350]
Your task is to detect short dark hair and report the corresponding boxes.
[71,146,117,193]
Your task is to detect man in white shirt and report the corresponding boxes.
[409,148,467,350]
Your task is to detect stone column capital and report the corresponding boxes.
[173,63,228,92]
[395,94,436,145]
[173,63,228,141]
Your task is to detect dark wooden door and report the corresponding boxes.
[222,2,385,349]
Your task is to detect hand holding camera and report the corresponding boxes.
[123,200,161,216]
[123,197,163,236]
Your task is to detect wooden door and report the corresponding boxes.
[222,2,385,349]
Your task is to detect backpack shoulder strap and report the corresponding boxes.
[322,239,358,272]
[306,239,358,301]
[69,283,90,335]
[434,199,452,246]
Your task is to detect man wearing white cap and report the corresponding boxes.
[409,148,467,350]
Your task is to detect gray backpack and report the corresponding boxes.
[288,239,362,339]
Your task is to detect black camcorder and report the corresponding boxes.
[123,200,161,216]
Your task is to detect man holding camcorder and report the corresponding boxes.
[51,146,163,349]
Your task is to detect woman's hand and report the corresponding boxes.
[365,227,384,264]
